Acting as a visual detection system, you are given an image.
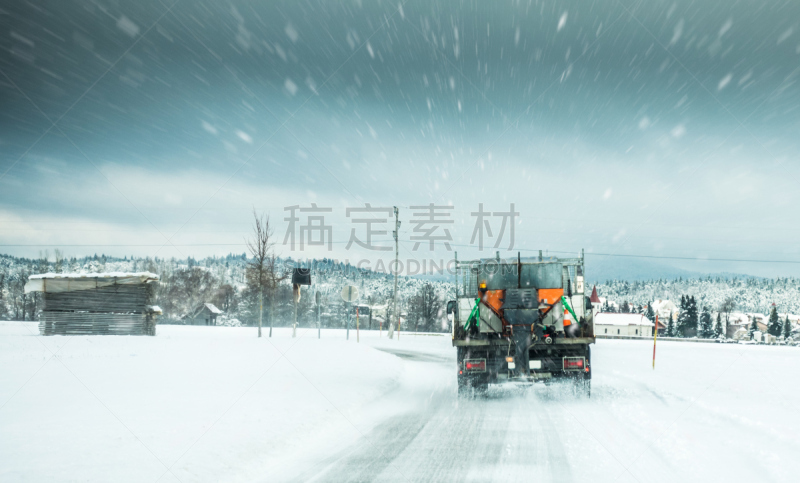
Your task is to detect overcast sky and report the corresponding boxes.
[1,0,799,277]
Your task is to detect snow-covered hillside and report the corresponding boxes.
[594,276,800,314]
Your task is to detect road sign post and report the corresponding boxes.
[356,306,360,343]
[653,315,658,369]
[340,285,359,341]
[316,291,321,339]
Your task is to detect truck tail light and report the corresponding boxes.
[563,357,585,370]
[505,356,514,363]
[464,359,486,372]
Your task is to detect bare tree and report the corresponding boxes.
[12,268,31,321]
[165,267,219,318]
[246,211,289,337]
[412,283,443,332]
[215,284,236,312]
[246,211,273,338]
[54,249,64,273]
[37,250,49,274]
[719,297,736,337]
[265,252,289,336]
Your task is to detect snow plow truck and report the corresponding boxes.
[447,251,594,397]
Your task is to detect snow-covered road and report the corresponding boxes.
[2,323,798,482]
[300,335,800,483]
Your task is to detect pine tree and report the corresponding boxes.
[713,312,723,338]
[699,306,713,338]
[748,317,759,340]
[645,303,655,321]
[677,295,698,337]
[784,316,793,340]
[768,306,781,336]
[682,296,699,337]
[676,296,688,337]
[667,311,677,337]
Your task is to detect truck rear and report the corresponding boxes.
[448,251,595,397]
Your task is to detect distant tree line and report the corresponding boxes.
[595,276,800,315]
[0,252,451,333]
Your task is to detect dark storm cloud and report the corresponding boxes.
[2,0,797,168]
[0,1,799,274]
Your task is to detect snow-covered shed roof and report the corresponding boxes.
[187,303,222,319]
[24,272,159,293]
[29,272,159,280]
[204,303,222,315]
[595,313,654,327]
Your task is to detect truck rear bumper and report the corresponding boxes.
[453,337,595,347]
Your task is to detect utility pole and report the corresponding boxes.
[292,288,298,338]
[368,296,373,331]
[397,297,402,340]
[269,295,274,337]
[389,206,400,339]
[258,291,262,338]
[454,251,458,299]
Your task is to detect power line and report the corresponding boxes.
[1,243,799,265]
[529,249,800,265]
[0,244,247,247]
[437,244,800,265]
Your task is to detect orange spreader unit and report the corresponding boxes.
[482,290,505,316]
[538,288,564,306]
[481,288,564,328]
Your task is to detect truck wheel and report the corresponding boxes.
[578,375,591,398]
[457,376,488,398]
[569,375,590,397]
[457,376,469,397]
[474,379,489,396]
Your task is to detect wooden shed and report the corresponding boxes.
[185,303,222,326]
[24,272,160,336]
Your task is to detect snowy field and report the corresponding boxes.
[1,322,799,482]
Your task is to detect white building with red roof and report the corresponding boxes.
[595,313,655,337]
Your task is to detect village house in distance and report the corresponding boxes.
[589,286,799,343]
[184,303,223,326]
[594,313,655,337]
